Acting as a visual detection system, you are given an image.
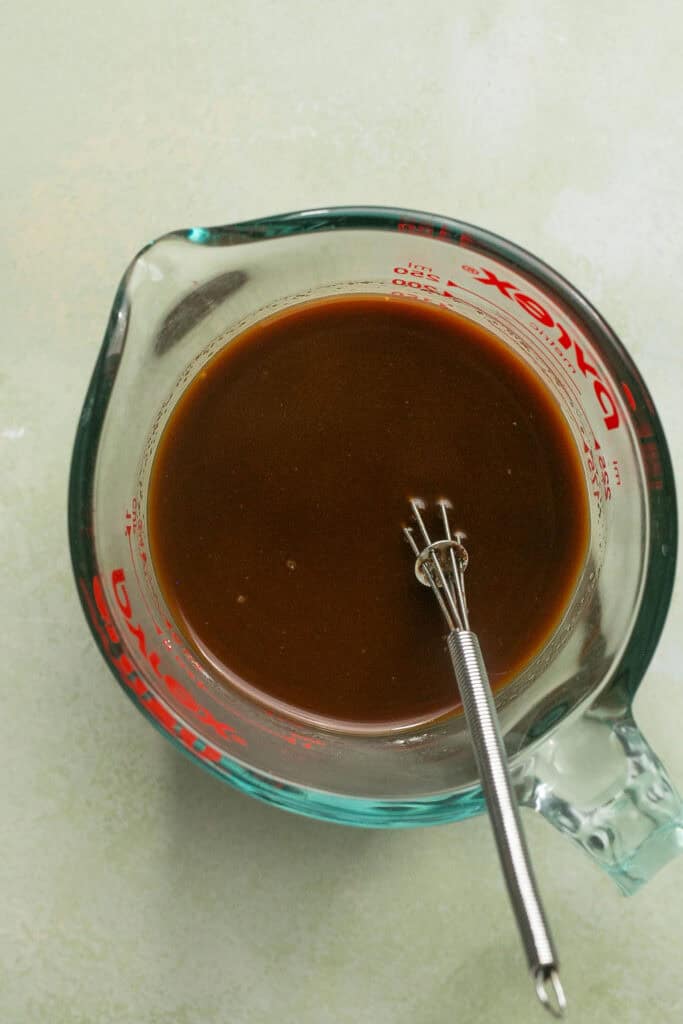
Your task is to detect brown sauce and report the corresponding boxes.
[148,295,589,731]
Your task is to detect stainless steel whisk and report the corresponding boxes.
[403,498,566,1018]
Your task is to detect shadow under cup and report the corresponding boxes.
[69,208,677,853]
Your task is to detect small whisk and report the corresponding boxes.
[404,498,566,1019]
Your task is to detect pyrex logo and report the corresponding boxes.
[464,265,620,432]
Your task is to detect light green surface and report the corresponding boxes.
[2,2,682,1021]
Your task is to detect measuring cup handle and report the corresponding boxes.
[517,704,683,895]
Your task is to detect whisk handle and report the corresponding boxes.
[447,629,559,981]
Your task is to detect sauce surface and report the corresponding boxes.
[148,295,588,730]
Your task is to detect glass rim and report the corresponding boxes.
[68,205,678,821]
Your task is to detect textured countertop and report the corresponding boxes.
[2,3,682,1021]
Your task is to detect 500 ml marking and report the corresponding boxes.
[392,262,458,301]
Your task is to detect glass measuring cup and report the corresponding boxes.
[69,206,680,894]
